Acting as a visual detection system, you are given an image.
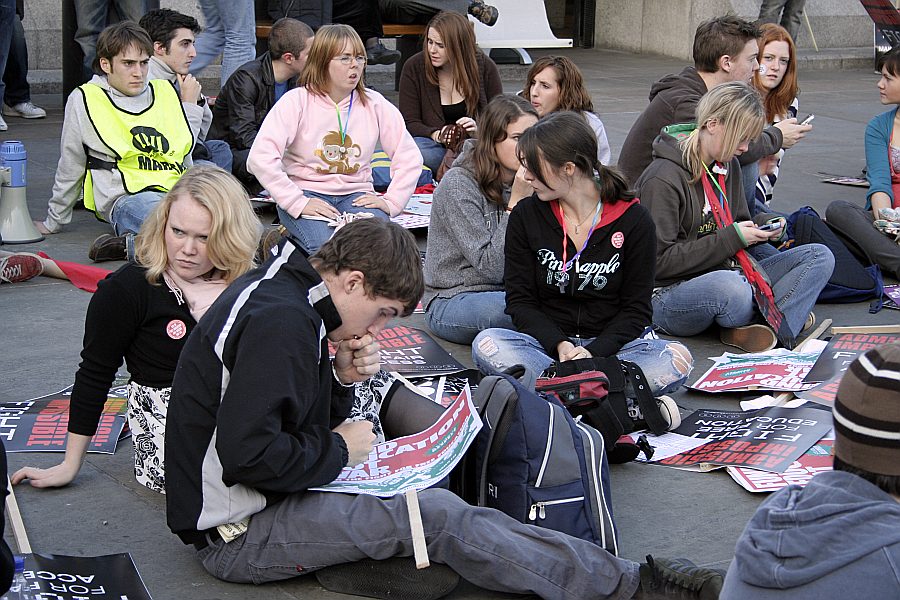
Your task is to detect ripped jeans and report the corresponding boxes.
[471,329,692,393]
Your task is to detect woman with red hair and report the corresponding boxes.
[751,23,800,213]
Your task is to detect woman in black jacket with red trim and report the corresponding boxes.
[472,111,693,397]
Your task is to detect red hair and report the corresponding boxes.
[753,23,798,122]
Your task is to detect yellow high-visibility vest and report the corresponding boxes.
[79,79,193,216]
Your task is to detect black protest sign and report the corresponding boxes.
[804,332,900,383]
[2,553,152,600]
[663,406,833,473]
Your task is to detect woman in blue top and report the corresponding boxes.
[826,46,900,279]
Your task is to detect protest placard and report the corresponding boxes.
[408,373,479,408]
[312,384,481,496]
[884,284,900,310]
[688,345,824,393]
[2,553,152,600]
[658,406,832,473]
[329,326,465,376]
[804,332,900,383]
[726,438,833,493]
[1,379,129,454]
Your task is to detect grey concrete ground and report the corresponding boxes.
[1,47,898,599]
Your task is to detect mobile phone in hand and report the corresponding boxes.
[758,221,784,232]
[799,114,815,126]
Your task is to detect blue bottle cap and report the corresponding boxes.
[14,554,25,572]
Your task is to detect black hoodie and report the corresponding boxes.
[504,194,656,359]
[617,66,784,185]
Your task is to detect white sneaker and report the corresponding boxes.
[3,102,46,119]
[0,114,6,131]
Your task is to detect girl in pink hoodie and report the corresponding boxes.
[248,24,423,252]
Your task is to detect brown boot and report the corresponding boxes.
[88,234,127,262]
[720,324,777,353]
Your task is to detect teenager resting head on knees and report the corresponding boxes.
[472,111,693,405]
[247,24,422,254]
[825,46,900,280]
[521,55,612,165]
[423,95,538,344]
[636,82,833,353]
[399,11,502,175]
[750,23,800,214]
[11,167,261,493]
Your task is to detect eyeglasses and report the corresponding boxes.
[333,54,367,66]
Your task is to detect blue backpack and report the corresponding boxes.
[472,374,618,554]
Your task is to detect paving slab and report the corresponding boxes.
[1,47,897,599]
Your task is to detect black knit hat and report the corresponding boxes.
[833,343,900,476]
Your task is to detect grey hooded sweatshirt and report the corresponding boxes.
[721,470,900,599]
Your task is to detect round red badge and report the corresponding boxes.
[167,319,187,340]
[611,231,624,248]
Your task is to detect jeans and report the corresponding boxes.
[826,199,900,279]
[652,244,834,339]
[2,14,29,106]
[0,0,14,106]
[109,191,165,236]
[195,139,234,173]
[740,161,760,217]
[425,291,513,345]
[191,0,256,85]
[758,0,807,41]
[276,191,391,254]
[472,328,691,393]
[196,488,640,599]
[74,0,147,78]
[413,136,446,175]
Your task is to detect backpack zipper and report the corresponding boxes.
[528,497,585,521]
[534,403,554,487]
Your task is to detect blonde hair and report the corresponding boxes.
[681,81,765,182]
[300,24,368,105]
[135,166,261,284]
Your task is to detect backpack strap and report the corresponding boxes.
[621,361,668,435]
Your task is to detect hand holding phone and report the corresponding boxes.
[799,114,815,126]
[758,221,783,232]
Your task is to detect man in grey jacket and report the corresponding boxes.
[33,22,198,262]
[140,8,232,172]
[722,343,900,599]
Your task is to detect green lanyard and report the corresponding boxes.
[334,91,354,145]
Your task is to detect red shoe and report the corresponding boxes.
[0,254,43,284]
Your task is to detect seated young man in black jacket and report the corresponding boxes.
[165,218,725,600]
[208,17,314,194]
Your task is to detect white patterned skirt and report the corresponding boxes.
[126,382,168,494]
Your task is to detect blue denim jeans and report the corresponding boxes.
[0,0,14,105]
[472,328,691,393]
[276,191,390,254]
[74,0,147,77]
[196,488,639,598]
[191,0,256,85]
[413,136,446,175]
[425,291,513,345]
[109,191,165,236]
[2,14,29,106]
[195,139,234,173]
[652,243,834,339]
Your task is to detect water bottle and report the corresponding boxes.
[8,555,34,600]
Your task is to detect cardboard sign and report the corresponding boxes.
[727,438,834,493]
[804,332,900,383]
[331,326,465,376]
[688,347,824,393]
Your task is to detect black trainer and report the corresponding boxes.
[637,555,725,599]
[468,0,499,26]
[315,557,460,600]
[366,41,401,65]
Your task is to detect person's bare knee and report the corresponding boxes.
[667,342,693,376]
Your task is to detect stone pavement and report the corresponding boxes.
[1,47,897,599]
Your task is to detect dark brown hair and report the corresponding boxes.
[693,16,759,73]
[520,56,594,113]
[138,8,201,51]
[269,17,314,60]
[312,219,423,315]
[423,11,481,116]
[468,95,538,207]
[878,45,900,78]
[517,111,633,204]
[94,21,153,74]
